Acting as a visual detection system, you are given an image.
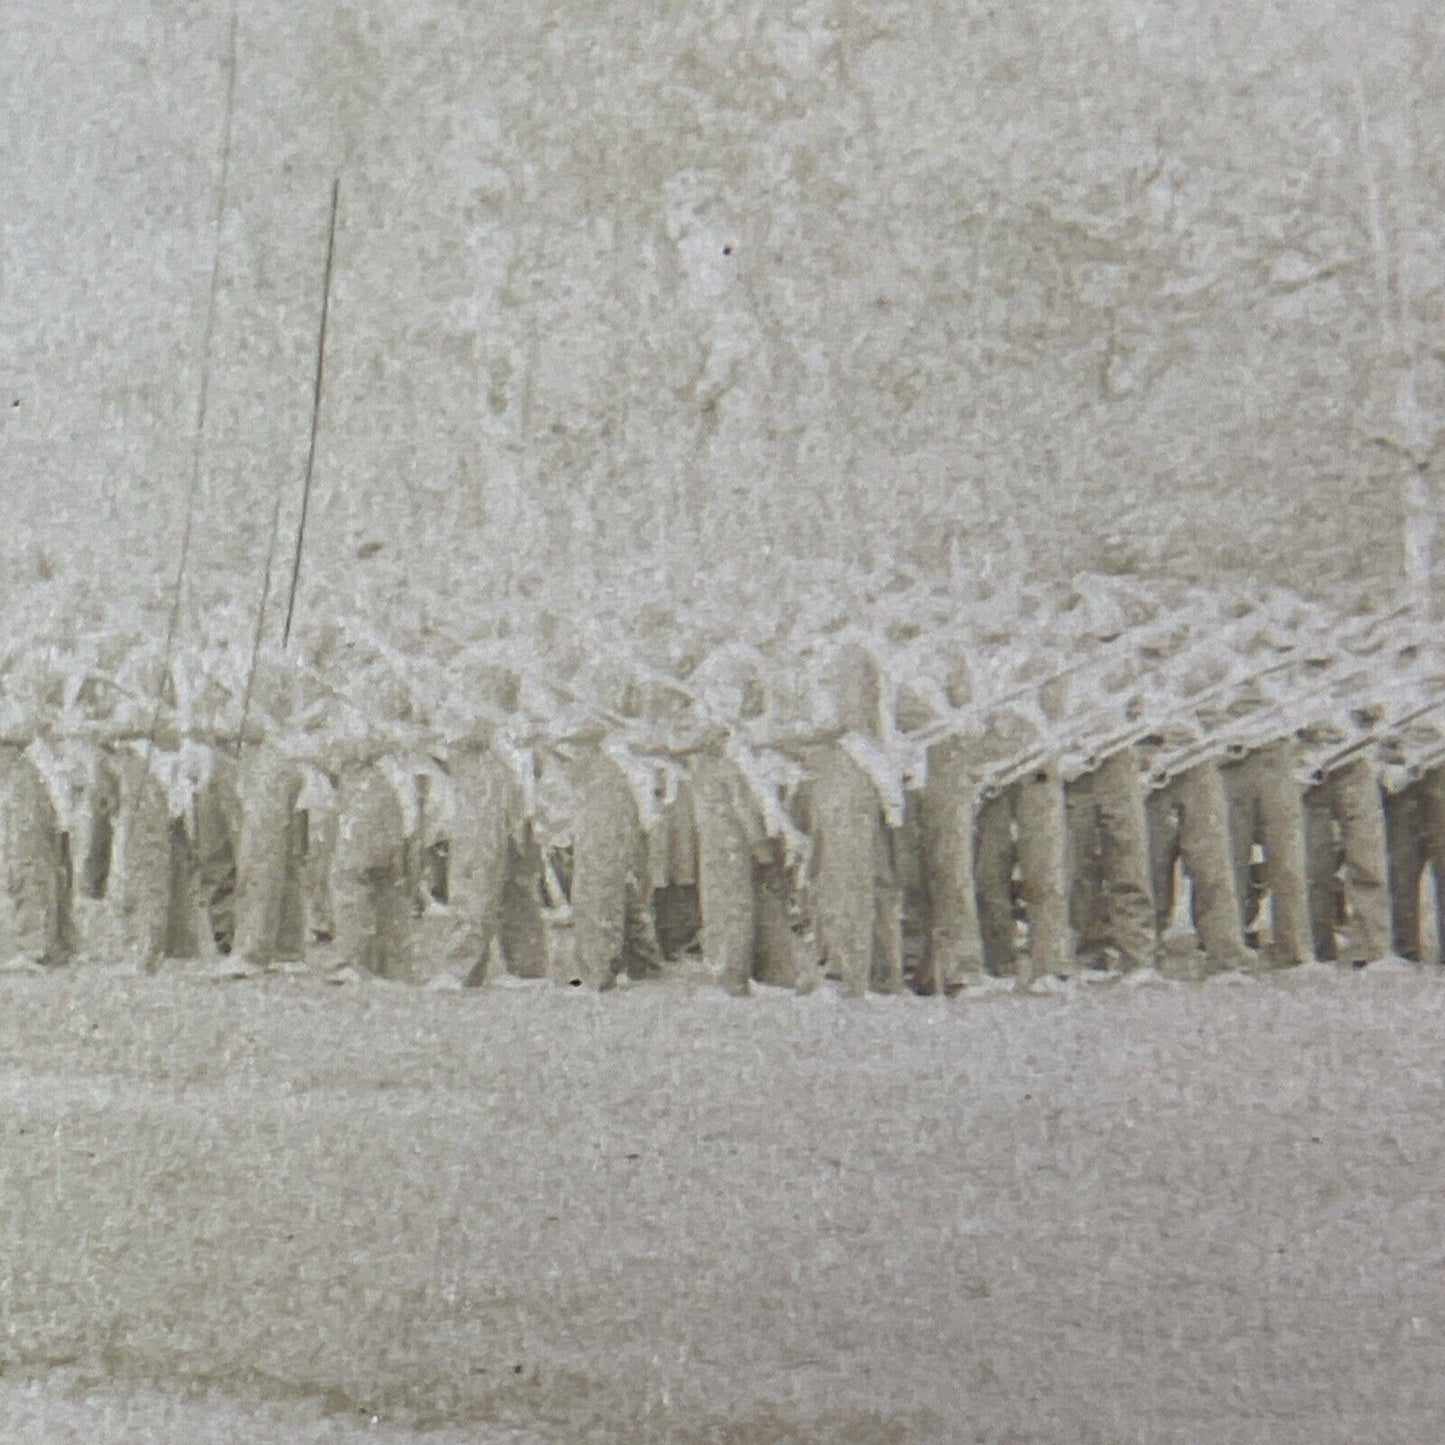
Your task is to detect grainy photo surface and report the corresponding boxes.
[3,2,1444,1441]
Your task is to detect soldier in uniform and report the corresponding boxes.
[328,732,413,980]
[1219,734,1314,966]
[201,648,317,968]
[0,671,101,964]
[968,677,1074,985]
[228,744,309,967]
[1132,620,1288,973]
[682,644,799,995]
[1300,721,1392,965]
[445,728,513,983]
[688,746,800,995]
[444,684,547,984]
[910,733,986,992]
[83,647,192,967]
[800,639,905,998]
[562,728,656,990]
[974,761,1072,983]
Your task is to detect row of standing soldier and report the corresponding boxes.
[0,643,1442,987]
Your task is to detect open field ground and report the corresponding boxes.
[2,963,1444,1442]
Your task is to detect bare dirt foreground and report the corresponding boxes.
[2,964,1444,1444]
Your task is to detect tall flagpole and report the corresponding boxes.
[143,0,240,754]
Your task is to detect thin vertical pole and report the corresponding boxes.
[282,176,341,650]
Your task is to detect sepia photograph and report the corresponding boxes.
[2,1,1444,1440]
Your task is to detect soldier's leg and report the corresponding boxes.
[65,755,116,961]
[372,856,414,982]
[566,749,635,989]
[1065,773,1107,965]
[784,784,821,994]
[379,773,415,982]
[192,761,240,953]
[1249,740,1313,966]
[894,795,929,992]
[645,792,673,903]
[1331,759,1391,964]
[232,749,302,965]
[110,752,173,969]
[1146,784,1182,939]
[622,825,664,981]
[274,807,309,960]
[871,819,904,994]
[56,830,78,960]
[917,740,985,992]
[402,781,427,921]
[668,779,699,889]
[304,800,338,942]
[500,827,550,978]
[973,788,1017,977]
[1173,762,1252,971]
[1220,758,1262,941]
[753,839,797,987]
[1092,747,1157,971]
[1420,769,1445,965]
[651,779,703,960]
[328,861,374,971]
[447,750,512,983]
[1014,764,1072,982]
[808,746,878,999]
[656,883,703,959]
[79,758,120,903]
[1303,781,1340,962]
[331,766,409,977]
[0,750,64,964]
[163,817,206,959]
[690,755,756,995]
[1383,782,1424,961]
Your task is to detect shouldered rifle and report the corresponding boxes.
[1307,691,1445,785]
[980,650,1310,798]
[1145,613,1432,787]
[1145,660,1380,787]
[907,601,1406,760]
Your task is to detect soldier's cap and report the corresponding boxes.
[317,713,397,768]
[1297,719,1349,748]
[553,718,611,747]
[436,700,510,751]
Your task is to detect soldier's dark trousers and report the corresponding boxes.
[1065,748,1156,971]
[232,749,303,965]
[974,765,1071,983]
[1304,759,1391,963]
[1383,772,1445,962]
[915,738,985,992]
[1221,740,1313,966]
